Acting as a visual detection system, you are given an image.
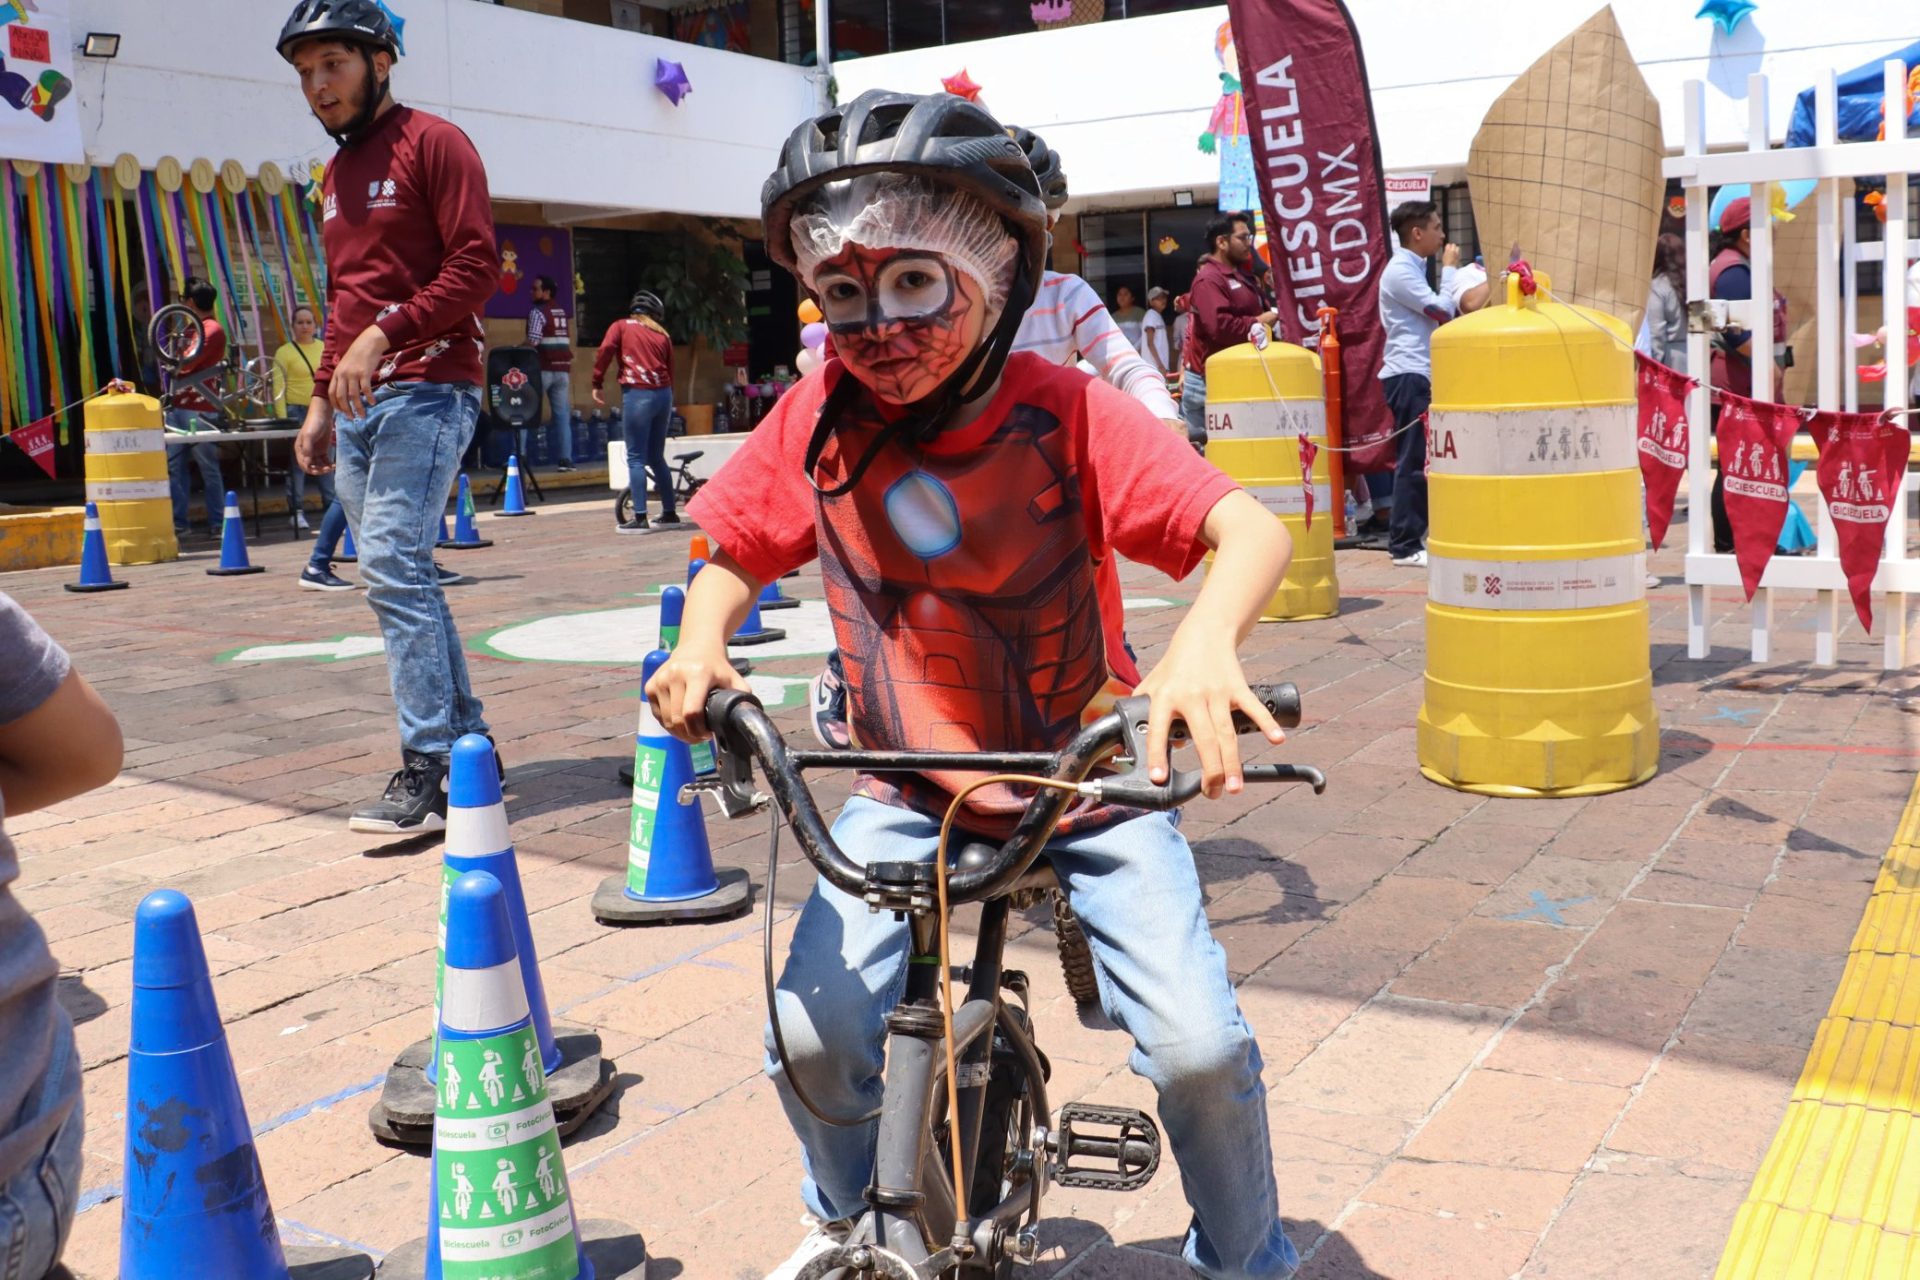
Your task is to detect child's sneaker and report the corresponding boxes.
[349,751,449,834]
[808,650,850,749]
[764,1217,852,1280]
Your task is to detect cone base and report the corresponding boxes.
[288,1245,378,1280]
[593,867,752,926]
[369,1026,615,1147]
[728,627,786,647]
[759,597,800,610]
[379,1219,647,1279]
[64,580,130,593]
[336,554,357,563]
[207,565,267,576]
[497,510,537,518]
[437,538,493,550]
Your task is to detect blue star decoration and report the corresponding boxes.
[375,0,407,56]
[1695,0,1756,36]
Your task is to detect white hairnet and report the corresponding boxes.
[788,173,1021,318]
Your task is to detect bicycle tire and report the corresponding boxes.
[1053,895,1101,1008]
[614,489,633,526]
[148,304,203,372]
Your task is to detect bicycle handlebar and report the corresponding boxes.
[701,684,1324,906]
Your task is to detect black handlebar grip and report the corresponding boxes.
[704,687,763,740]
[1234,683,1302,734]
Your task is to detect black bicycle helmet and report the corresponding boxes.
[630,290,665,319]
[762,90,1049,494]
[279,0,401,146]
[1008,126,1069,213]
[278,0,400,61]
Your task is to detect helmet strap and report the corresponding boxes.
[326,47,391,146]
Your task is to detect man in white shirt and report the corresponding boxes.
[1376,201,1459,567]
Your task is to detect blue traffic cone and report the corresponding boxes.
[376,872,644,1280]
[437,513,451,545]
[122,891,373,1279]
[65,502,130,593]
[686,555,707,588]
[659,584,685,650]
[731,590,786,647]
[207,491,265,576]
[500,456,534,517]
[758,579,799,611]
[440,473,492,549]
[594,650,751,925]
[370,736,612,1148]
[338,521,358,562]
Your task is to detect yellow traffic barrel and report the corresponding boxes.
[1203,341,1337,621]
[83,393,178,565]
[1418,271,1657,796]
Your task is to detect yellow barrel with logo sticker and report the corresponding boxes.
[83,393,177,565]
[1203,341,1337,621]
[1418,272,1657,796]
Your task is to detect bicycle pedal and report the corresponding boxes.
[1052,1103,1160,1191]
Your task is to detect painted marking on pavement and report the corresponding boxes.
[1704,706,1765,726]
[1500,890,1596,927]
[220,635,386,663]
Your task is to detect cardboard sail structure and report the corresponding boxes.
[1465,6,1665,332]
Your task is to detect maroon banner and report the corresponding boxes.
[1634,354,1693,548]
[1810,410,1908,633]
[1228,0,1394,473]
[10,417,55,479]
[1715,394,1802,600]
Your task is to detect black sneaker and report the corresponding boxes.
[436,562,474,586]
[556,463,576,473]
[617,518,650,535]
[298,565,357,592]
[654,512,683,526]
[349,751,449,834]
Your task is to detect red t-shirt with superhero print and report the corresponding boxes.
[688,352,1238,834]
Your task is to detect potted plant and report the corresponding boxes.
[639,227,749,430]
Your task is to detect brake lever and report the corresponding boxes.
[686,689,771,819]
[1094,687,1323,810]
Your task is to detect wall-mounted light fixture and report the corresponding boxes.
[81,32,122,58]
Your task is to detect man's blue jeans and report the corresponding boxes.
[333,382,488,759]
[0,1015,81,1280]
[621,387,675,517]
[766,797,1300,1280]
[1180,369,1210,451]
[165,411,224,533]
[306,501,350,573]
[542,371,574,464]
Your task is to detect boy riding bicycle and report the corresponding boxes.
[646,91,1299,1280]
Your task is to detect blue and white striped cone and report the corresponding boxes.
[616,589,719,790]
[122,891,373,1279]
[372,737,613,1149]
[65,501,129,593]
[499,456,534,517]
[442,474,493,549]
[339,521,358,562]
[757,578,799,611]
[379,872,645,1280]
[207,490,265,576]
[593,650,751,925]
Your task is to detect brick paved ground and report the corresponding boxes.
[10,493,1918,1278]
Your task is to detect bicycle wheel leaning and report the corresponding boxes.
[614,489,634,526]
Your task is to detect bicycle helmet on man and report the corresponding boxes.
[277,0,402,145]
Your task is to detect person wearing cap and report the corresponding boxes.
[592,289,678,534]
[0,591,123,1279]
[1708,195,1790,554]
[1141,284,1176,377]
[280,0,501,834]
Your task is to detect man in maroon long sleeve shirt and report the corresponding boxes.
[1178,213,1276,450]
[281,0,501,834]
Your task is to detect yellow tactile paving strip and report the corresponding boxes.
[1717,777,1920,1279]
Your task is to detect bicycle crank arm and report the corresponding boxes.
[795,1242,947,1280]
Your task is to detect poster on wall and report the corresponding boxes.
[0,0,82,165]
[486,224,574,321]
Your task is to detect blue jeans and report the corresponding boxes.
[333,382,488,758]
[0,1015,82,1280]
[1180,369,1209,451]
[767,797,1299,1280]
[621,387,675,517]
[542,371,574,464]
[165,411,224,533]
[307,501,349,573]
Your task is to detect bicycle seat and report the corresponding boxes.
[949,832,1058,897]
[679,450,703,463]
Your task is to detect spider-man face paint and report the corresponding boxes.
[813,246,989,406]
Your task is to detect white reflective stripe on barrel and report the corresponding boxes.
[84,428,167,455]
[1204,400,1328,440]
[86,480,169,503]
[1243,483,1335,517]
[1428,553,1646,611]
[1425,405,1636,476]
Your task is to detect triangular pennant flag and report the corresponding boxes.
[10,416,56,479]
[1634,354,1695,548]
[1715,393,1802,600]
[1810,409,1908,632]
